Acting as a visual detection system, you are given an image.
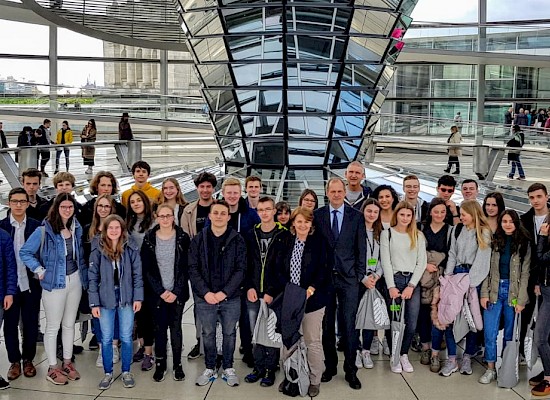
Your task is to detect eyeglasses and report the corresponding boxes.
[9,200,28,205]
[97,204,112,209]
[302,198,315,203]
[257,208,274,213]
[157,214,174,220]
[439,188,454,193]
[59,205,74,211]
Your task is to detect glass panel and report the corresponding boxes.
[183,10,221,36]
[236,90,282,112]
[219,136,246,163]
[190,37,228,62]
[0,20,48,56]
[248,139,286,165]
[327,138,361,163]
[288,140,326,165]
[198,64,233,87]
[287,116,331,137]
[351,10,396,36]
[0,59,49,86]
[347,37,390,62]
[228,35,283,60]
[334,116,364,137]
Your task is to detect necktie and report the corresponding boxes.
[332,209,339,240]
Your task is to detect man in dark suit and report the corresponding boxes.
[314,177,366,390]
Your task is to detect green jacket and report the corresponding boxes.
[480,245,531,307]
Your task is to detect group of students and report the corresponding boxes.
[2,160,550,397]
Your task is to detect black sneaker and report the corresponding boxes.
[153,362,167,382]
[173,364,185,381]
[73,345,84,355]
[89,335,99,350]
[244,368,263,383]
[36,332,44,344]
[0,376,9,390]
[530,371,545,387]
[187,343,201,360]
[260,370,275,387]
[133,346,145,362]
[242,351,255,368]
[337,339,344,352]
[410,333,422,353]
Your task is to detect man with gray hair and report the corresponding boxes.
[344,161,371,210]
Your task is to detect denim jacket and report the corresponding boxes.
[0,228,17,301]
[19,220,88,292]
[88,236,144,309]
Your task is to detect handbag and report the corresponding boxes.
[390,299,406,370]
[252,299,282,349]
[524,296,539,370]
[497,313,521,388]
[453,296,475,342]
[356,288,390,330]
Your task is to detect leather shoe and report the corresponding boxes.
[345,373,362,390]
[308,384,320,397]
[321,370,336,383]
[7,362,21,381]
[23,361,36,378]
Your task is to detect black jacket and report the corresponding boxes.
[521,205,550,285]
[344,184,372,211]
[244,222,290,296]
[141,225,191,304]
[0,130,8,148]
[276,231,330,313]
[33,125,52,146]
[188,226,246,300]
[26,195,48,221]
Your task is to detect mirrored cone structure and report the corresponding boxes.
[177,0,418,175]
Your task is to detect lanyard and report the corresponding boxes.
[366,232,376,257]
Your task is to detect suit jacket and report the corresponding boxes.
[314,204,366,286]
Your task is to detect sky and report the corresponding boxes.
[0,0,546,89]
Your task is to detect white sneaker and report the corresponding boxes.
[85,167,93,174]
[382,337,390,356]
[370,337,380,355]
[221,368,239,387]
[400,354,414,373]
[196,368,217,386]
[391,360,402,373]
[113,345,120,364]
[96,348,103,368]
[355,350,364,369]
[478,368,496,384]
[362,350,374,369]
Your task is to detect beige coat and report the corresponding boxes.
[180,200,199,238]
[447,131,462,156]
[81,127,97,159]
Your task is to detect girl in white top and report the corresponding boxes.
[380,201,427,374]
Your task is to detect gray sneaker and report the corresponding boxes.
[141,354,155,371]
[430,356,441,373]
[382,337,390,356]
[460,355,473,375]
[420,349,431,365]
[98,373,114,390]
[439,359,458,377]
[370,337,380,355]
[478,368,496,384]
[121,372,135,388]
[222,368,240,387]
[196,368,217,386]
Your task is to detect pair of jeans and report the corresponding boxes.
[509,159,525,179]
[536,285,550,375]
[196,296,240,370]
[91,314,119,343]
[55,148,70,171]
[3,281,42,363]
[432,325,457,354]
[483,279,515,363]
[323,274,360,374]
[99,288,134,374]
[153,300,185,366]
[247,299,279,371]
[418,303,432,344]
[391,272,421,355]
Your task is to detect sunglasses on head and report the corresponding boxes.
[439,187,454,193]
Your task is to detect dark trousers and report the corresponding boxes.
[39,150,50,171]
[3,282,42,363]
[247,299,279,371]
[153,300,185,367]
[239,293,252,354]
[323,274,360,374]
[135,300,154,347]
[520,280,539,357]
[446,156,460,172]
[418,303,432,344]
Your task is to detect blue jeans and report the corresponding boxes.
[196,296,240,370]
[483,279,515,363]
[432,325,456,354]
[247,299,279,370]
[99,288,134,373]
[392,272,421,355]
[91,314,119,343]
[509,159,525,179]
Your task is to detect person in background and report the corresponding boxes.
[20,193,87,386]
[81,119,97,175]
[344,161,371,210]
[514,108,528,126]
[372,185,399,229]
[126,190,156,371]
[16,126,33,163]
[21,168,47,221]
[507,125,526,181]
[154,178,188,226]
[54,121,73,175]
[81,171,126,227]
[436,175,461,226]
[121,161,161,206]
[0,189,41,382]
[275,201,291,229]
[504,107,513,132]
[118,113,132,140]
[89,215,143,390]
[461,179,479,202]
[189,200,246,387]
[141,204,190,383]
[245,176,262,211]
[453,112,463,132]
[478,210,530,385]
[380,201,427,374]
[0,121,8,148]
[34,119,53,177]
[482,192,506,234]
[402,174,428,227]
[298,189,318,211]
[444,126,462,175]
[179,171,217,360]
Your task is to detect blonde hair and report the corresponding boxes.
[99,215,128,261]
[157,177,188,207]
[89,194,115,240]
[289,206,315,236]
[390,201,419,249]
[222,177,242,190]
[460,200,491,249]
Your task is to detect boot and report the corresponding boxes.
[153,357,167,382]
[65,160,70,172]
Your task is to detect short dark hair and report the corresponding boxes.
[21,168,42,183]
[8,187,29,202]
[462,179,478,189]
[210,199,230,213]
[194,172,217,188]
[438,175,457,188]
[131,161,151,175]
[43,119,51,124]
[528,183,547,195]
[425,198,447,225]
[258,196,275,207]
[276,201,291,214]
[245,176,262,187]
[483,192,506,218]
